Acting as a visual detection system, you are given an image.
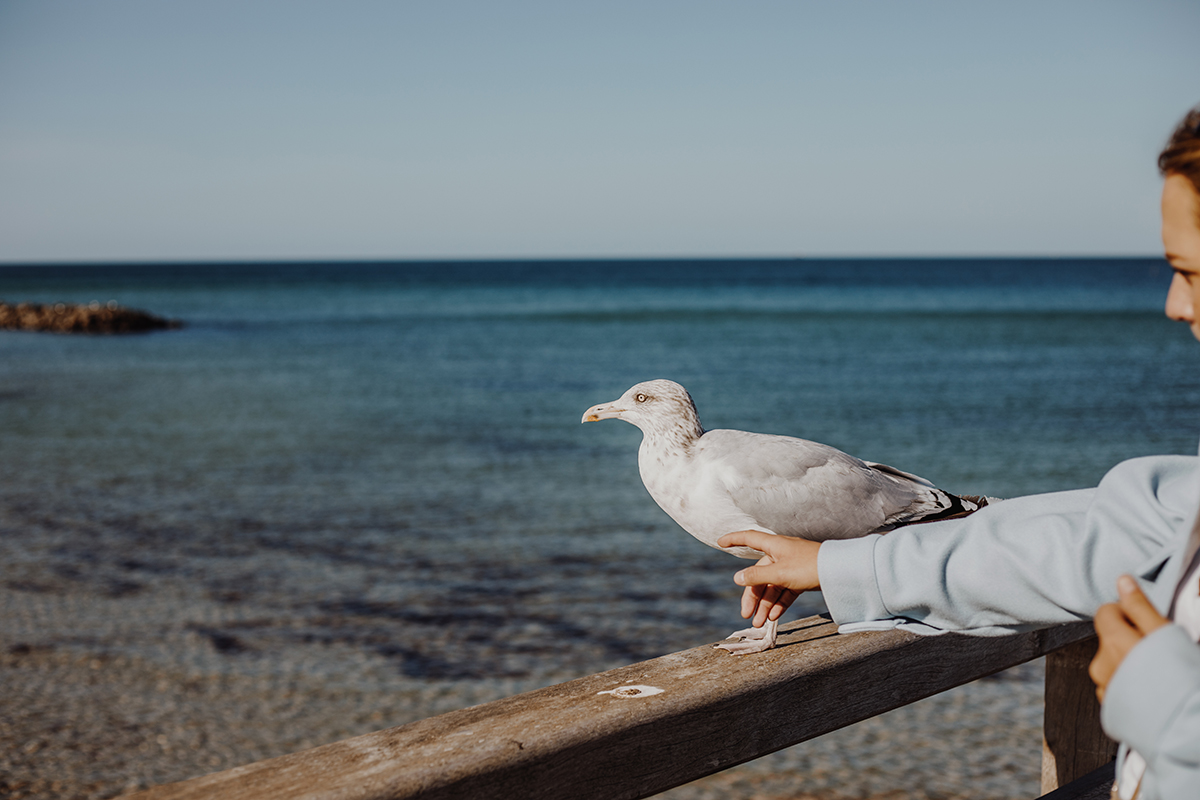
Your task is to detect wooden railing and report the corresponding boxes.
[129,616,1116,800]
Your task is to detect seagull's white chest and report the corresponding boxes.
[637,443,693,519]
[637,437,763,552]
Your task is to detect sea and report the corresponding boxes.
[1,257,1198,796]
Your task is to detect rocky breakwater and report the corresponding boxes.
[0,300,181,334]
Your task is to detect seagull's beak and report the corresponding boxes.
[582,401,623,423]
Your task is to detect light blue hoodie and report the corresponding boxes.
[818,453,1200,800]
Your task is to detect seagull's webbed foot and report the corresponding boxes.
[714,617,778,655]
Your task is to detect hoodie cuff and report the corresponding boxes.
[1102,624,1200,758]
[818,534,891,627]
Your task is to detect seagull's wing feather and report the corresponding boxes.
[695,430,942,540]
[861,460,936,488]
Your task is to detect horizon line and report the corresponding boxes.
[0,253,1166,268]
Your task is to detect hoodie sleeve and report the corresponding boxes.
[817,455,1200,635]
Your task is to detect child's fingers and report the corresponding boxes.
[768,589,800,621]
[719,530,778,554]
[1091,600,1147,703]
[753,584,783,628]
[740,584,763,619]
[1115,575,1169,636]
[735,562,785,589]
[735,552,776,588]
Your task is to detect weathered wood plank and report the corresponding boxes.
[130,617,1096,800]
[1041,636,1118,793]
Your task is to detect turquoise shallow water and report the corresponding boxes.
[2,258,1198,677]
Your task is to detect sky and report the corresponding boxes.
[1,1,1199,263]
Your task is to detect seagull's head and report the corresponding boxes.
[582,379,704,440]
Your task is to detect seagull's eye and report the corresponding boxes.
[635,393,649,403]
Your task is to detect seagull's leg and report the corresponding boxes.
[714,617,778,655]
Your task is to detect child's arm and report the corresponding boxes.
[725,454,1200,636]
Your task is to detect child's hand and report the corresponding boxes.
[717,531,822,628]
[1089,574,1170,703]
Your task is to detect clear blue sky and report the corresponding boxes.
[1,1,1198,262]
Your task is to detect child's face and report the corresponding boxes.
[1162,174,1200,341]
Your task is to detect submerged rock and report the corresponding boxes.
[0,300,181,334]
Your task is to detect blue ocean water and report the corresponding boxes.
[2,258,1198,677]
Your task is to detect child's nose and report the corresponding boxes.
[1165,272,1195,322]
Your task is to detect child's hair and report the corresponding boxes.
[1159,105,1200,213]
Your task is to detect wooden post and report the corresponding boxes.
[1041,635,1118,794]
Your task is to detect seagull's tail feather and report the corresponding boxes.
[866,461,997,529]
[898,491,994,527]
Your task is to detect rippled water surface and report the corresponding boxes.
[3,259,1197,662]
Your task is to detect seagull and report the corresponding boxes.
[582,379,986,654]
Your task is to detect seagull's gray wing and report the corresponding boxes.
[694,430,936,541]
